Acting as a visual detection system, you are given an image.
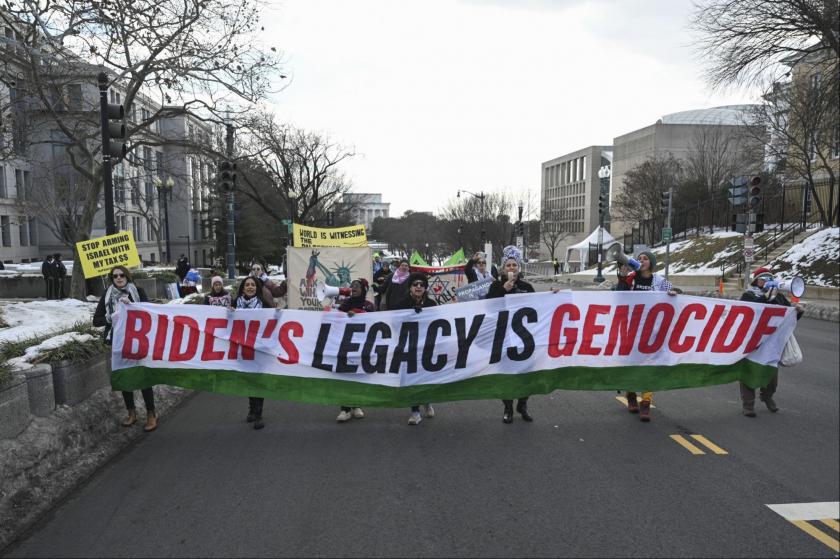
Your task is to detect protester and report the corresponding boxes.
[738,267,804,417]
[335,278,376,423]
[41,255,56,299]
[372,254,383,274]
[485,246,537,424]
[464,251,497,283]
[203,276,232,308]
[92,265,158,432]
[175,254,190,282]
[52,253,67,299]
[236,276,270,430]
[372,259,392,309]
[250,259,287,308]
[553,258,560,275]
[614,250,679,422]
[179,268,201,297]
[391,272,438,425]
[380,258,410,311]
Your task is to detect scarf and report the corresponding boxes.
[391,268,410,285]
[104,283,141,324]
[236,295,263,309]
[207,292,232,308]
[475,267,493,281]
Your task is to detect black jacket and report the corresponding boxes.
[93,285,149,343]
[391,293,438,311]
[740,288,804,320]
[381,277,410,310]
[486,277,535,298]
[464,258,498,284]
[372,268,392,294]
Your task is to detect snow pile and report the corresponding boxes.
[7,332,95,370]
[0,299,96,343]
[770,227,840,287]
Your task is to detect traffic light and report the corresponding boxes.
[598,193,607,216]
[660,190,671,215]
[755,213,764,233]
[746,175,762,209]
[326,210,335,226]
[518,221,525,237]
[103,102,127,160]
[218,160,237,192]
[728,176,748,206]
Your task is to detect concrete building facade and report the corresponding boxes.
[340,193,390,231]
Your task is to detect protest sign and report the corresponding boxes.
[292,223,368,248]
[454,277,493,302]
[286,247,373,310]
[410,264,468,305]
[111,292,797,407]
[75,231,141,279]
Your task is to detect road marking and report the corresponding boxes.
[767,502,840,521]
[789,520,840,552]
[615,396,656,408]
[669,434,705,455]
[820,519,839,532]
[689,434,728,455]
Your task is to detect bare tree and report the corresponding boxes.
[0,0,282,298]
[684,125,764,199]
[540,206,573,261]
[691,0,840,89]
[438,191,514,258]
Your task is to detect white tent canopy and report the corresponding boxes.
[564,226,618,271]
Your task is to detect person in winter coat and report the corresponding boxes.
[236,276,270,430]
[203,276,232,308]
[485,245,537,423]
[335,278,376,423]
[614,250,678,422]
[464,251,498,284]
[250,260,287,308]
[553,258,560,275]
[380,258,411,311]
[92,265,158,432]
[42,255,56,299]
[52,253,67,299]
[175,254,190,282]
[372,259,391,309]
[392,272,438,425]
[738,267,804,417]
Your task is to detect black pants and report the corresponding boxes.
[503,397,529,410]
[739,372,778,403]
[122,388,155,412]
[249,397,264,418]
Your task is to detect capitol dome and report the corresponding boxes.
[657,105,759,126]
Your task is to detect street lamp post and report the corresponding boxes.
[594,167,610,283]
[457,189,486,248]
[156,176,174,263]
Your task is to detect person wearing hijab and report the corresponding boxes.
[335,278,376,422]
[380,258,411,310]
[392,272,438,425]
[486,246,537,424]
[235,276,270,429]
[93,265,157,431]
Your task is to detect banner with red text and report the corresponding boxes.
[110,292,797,406]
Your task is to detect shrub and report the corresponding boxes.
[0,360,11,387]
[31,337,108,366]
[0,321,106,366]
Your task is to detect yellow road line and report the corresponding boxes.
[819,518,839,532]
[790,520,840,552]
[615,396,656,408]
[690,434,729,455]
[669,434,705,455]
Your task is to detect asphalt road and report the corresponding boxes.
[3,317,838,558]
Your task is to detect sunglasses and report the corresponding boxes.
[477,261,486,264]
[112,273,126,279]
[411,281,426,287]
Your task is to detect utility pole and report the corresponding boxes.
[98,73,121,235]
[661,187,673,280]
[225,123,236,280]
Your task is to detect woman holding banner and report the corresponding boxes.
[486,246,537,424]
[380,258,411,311]
[392,272,438,425]
[335,278,375,423]
[93,265,158,432]
[236,276,270,430]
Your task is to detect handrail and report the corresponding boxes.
[719,221,806,280]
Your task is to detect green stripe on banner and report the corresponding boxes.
[112,360,776,407]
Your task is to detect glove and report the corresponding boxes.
[763,280,779,290]
[626,258,641,271]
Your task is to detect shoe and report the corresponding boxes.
[408,412,422,425]
[337,410,353,422]
[639,400,651,422]
[246,412,256,423]
[626,392,639,413]
[423,404,435,418]
[352,407,365,419]
[762,397,779,413]
[516,403,533,422]
[143,411,158,432]
[121,410,137,427]
[254,417,265,430]
[503,404,514,423]
[742,402,757,417]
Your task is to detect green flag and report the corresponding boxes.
[443,248,467,266]
[409,250,429,267]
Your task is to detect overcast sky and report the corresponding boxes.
[262,0,758,217]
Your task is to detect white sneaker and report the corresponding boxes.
[407,411,422,425]
[336,410,353,422]
[423,404,435,418]
[352,407,365,419]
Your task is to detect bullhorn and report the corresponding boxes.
[605,243,640,271]
[315,283,351,301]
[777,277,805,298]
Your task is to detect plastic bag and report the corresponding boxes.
[779,334,802,367]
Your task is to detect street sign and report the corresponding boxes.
[515,236,524,251]
[744,236,755,263]
[662,227,672,243]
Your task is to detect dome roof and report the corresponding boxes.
[658,105,758,126]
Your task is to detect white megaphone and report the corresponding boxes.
[315,283,351,301]
[605,243,641,271]
[777,276,805,298]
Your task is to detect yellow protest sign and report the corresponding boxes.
[292,223,368,248]
[75,231,141,279]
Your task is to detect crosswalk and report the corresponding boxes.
[767,502,840,552]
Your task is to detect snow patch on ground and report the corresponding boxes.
[0,299,95,343]
[770,227,840,287]
[7,332,95,370]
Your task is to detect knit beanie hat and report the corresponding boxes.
[211,275,224,287]
[502,245,522,266]
[351,278,370,296]
[406,272,429,288]
[639,251,657,271]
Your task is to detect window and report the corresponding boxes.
[0,167,6,198]
[1,216,10,247]
[114,176,126,203]
[18,217,27,246]
[28,217,37,245]
[145,180,155,202]
[66,84,82,111]
[833,125,840,160]
[14,169,23,199]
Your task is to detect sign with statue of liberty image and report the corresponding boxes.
[287,247,374,310]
